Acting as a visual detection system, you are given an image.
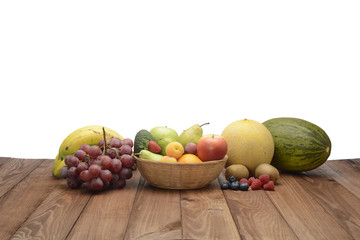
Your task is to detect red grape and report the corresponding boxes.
[79,169,92,182]
[122,138,133,147]
[100,169,113,182]
[88,145,102,158]
[74,149,87,161]
[65,155,79,167]
[91,177,104,191]
[106,148,117,159]
[111,173,120,183]
[113,178,126,189]
[110,137,123,148]
[89,164,101,177]
[68,167,78,179]
[89,158,101,166]
[79,144,91,153]
[119,145,132,155]
[60,166,68,179]
[120,154,135,168]
[99,155,112,169]
[111,158,122,173]
[98,138,110,149]
[119,167,132,179]
[76,161,89,174]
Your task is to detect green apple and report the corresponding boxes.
[150,126,179,155]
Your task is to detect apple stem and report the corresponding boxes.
[102,127,107,155]
[200,122,210,127]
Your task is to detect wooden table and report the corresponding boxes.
[0,157,359,240]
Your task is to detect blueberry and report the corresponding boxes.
[239,182,249,191]
[228,176,237,183]
[230,181,240,190]
[220,182,230,190]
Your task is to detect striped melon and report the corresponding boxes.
[263,117,331,172]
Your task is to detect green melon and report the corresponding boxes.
[263,117,331,172]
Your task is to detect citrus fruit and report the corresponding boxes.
[177,154,202,163]
[166,141,184,159]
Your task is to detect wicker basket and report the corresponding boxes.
[134,155,228,189]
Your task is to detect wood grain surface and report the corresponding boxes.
[0,158,359,240]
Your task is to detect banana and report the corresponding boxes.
[52,125,123,178]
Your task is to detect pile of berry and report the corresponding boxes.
[60,137,135,192]
[221,174,275,191]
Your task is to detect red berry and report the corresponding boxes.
[250,179,262,190]
[239,178,249,184]
[148,141,161,154]
[248,177,255,185]
[263,181,275,191]
[259,174,270,184]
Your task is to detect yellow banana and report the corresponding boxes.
[52,154,66,178]
[52,125,123,178]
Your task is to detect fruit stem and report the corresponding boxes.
[200,122,210,127]
[102,127,107,155]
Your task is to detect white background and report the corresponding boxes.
[1,1,359,160]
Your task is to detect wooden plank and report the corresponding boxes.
[66,170,142,240]
[181,179,241,240]
[0,160,58,240]
[326,159,360,199]
[123,176,182,240]
[218,173,298,240]
[0,157,9,166]
[10,180,92,239]
[0,158,44,198]
[298,163,360,239]
[267,173,353,240]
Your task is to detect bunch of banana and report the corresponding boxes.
[52,125,123,178]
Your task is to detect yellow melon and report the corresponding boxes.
[221,119,274,176]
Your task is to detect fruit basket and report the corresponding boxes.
[134,156,228,190]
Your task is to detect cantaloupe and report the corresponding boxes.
[221,119,275,176]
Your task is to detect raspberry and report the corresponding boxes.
[250,179,262,190]
[239,178,249,184]
[248,177,255,185]
[259,174,270,184]
[263,181,275,191]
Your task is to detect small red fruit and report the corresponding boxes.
[148,141,161,153]
[263,181,275,191]
[240,178,249,184]
[250,179,262,190]
[259,174,270,184]
[248,177,255,185]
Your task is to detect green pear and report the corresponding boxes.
[179,123,209,147]
[139,150,163,161]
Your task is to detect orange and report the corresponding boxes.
[166,141,184,159]
[177,154,202,163]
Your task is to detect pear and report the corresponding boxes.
[139,150,163,161]
[179,123,209,147]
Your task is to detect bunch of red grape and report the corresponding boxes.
[60,137,135,192]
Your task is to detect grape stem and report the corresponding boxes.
[102,127,107,155]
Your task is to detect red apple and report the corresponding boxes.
[197,134,228,161]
